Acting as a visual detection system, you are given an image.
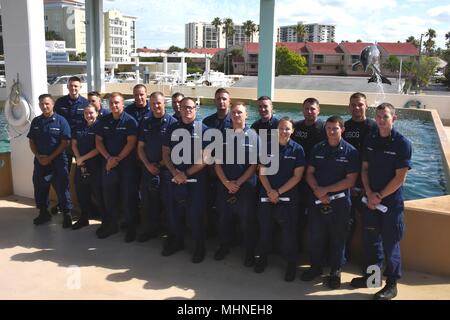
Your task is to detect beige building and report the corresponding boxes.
[104,10,137,62]
[44,0,86,53]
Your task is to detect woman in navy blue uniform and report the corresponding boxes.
[350,103,412,300]
[137,91,177,241]
[71,104,106,230]
[213,102,258,267]
[27,94,73,228]
[95,92,139,242]
[162,97,209,263]
[254,117,306,282]
[302,116,359,289]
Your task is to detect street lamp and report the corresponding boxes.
[416,33,424,93]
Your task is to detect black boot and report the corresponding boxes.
[62,210,72,229]
[327,270,341,289]
[284,262,297,282]
[161,237,184,256]
[300,266,323,281]
[192,241,206,264]
[374,279,398,300]
[124,228,136,243]
[214,245,230,261]
[33,208,51,225]
[72,217,89,230]
[254,256,267,273]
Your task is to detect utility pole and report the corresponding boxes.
[417,33,424,93]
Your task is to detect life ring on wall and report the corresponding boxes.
[4,96,31,127]
[404,100,422,109]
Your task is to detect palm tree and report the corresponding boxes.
[424,28,436,55]
[406,36,420,48]
[222,18,235,74]
[293,23,307,42]
[211,17,222,48]
[242,20,257,75]
[445,31,450,49]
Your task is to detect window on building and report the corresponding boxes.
[316,66,322,70]
[314,55,324,64]
[251,64,256,69]
[351,55,359,64]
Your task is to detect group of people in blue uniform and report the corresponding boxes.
[27,76,412,300]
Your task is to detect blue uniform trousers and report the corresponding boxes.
[216,182,257,251]
[75,166,105,219]
[308,197,351,271]
[168,170,207,243]
[33,157,72,211]
[256,201,298,263]
[361,205,404,280]
[102,160,138,228]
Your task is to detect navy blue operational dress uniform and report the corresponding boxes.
[138,112,177,239]
[360,128,412,287]
[214,126,259,266]
[54,94,89,134]
[124,100,150,125]
[202,111,233,132]
[163,118,209,262]
[251,115,280,154]
[95,109,139,239]
[27,108,73,224]
[255,138,306,280]
[72,118,106,227]
[305,138,359,283]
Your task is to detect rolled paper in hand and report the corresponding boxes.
[261,197,290,203]
[361,196,388,213]
[171,178,197,183]
[315,192,346,205]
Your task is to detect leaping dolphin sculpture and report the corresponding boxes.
[352,45,392,85]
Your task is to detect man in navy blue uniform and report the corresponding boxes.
[54,76,89,134]
[343,92,377,261]
[171,92,184,121]
[292,97,326,251]
[302,116,359,289]
[162,97,208,263]
[350,103,412,300]
[254,117,306,282]
[87,91,110,118]
[213,102,258,267]
[124,84,150,125]
[251,96,279,152]
[27,94,73,228]
[95,92,139,242]
[137,91,177,242]
[71,104,106,229]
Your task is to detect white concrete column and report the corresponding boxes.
[135,56,140,84]
[180,56,186,84]
[85,0,105,93]
[1,0,48,197]
[163,55,168,76]
[205,57,211,74]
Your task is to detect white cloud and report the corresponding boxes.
[427,5,450,22]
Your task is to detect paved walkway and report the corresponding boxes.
[1,196,450,300]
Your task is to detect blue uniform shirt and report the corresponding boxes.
[202,111,232,131]
[251,116,280,154]
[139,113,178,164]
[54,95,89,133]
[344,118,377,152]
[163,120,208,172]
[220,126,259,185]
[363,128,412,206]
[261,139,306,199]
[27,113,71,157]
[73,120,102,170]
[292,119,325,158]
[124,101,150,125]
[95,112,138,162]
[309,139,360,197]
[98,106,111,118]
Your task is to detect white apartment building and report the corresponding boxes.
[278,23,335,43]
[104,10,136,62]
[44,0,86,53]
[185,22,259,49]
[44,0,136,62]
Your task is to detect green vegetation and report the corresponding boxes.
[275,47,308,76]
[69,52,86,61]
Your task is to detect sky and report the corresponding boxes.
[104,0,450,49]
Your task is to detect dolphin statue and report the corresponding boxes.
[352,45,392,85]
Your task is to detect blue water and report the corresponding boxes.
[1,104,448,200]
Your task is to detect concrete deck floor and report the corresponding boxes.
[1,195,450,300]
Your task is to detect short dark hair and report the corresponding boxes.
[38,93,54,103]
[88,91,101,98]
[326,115,344,129]
[257,95,272,102]
[181,96,197,106]
[350,92,367,101]
[68,76,81,83]
[214,88,230,97]
[376,102,396,116]
[231,101,247,112]
[133,84,147,92]
[150,91,164,99]
[278,116,294,128]
[109,92,124,101]
[172,92,185,99]
[303,97,319,106]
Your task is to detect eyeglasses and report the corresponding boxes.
[181,106,197,111]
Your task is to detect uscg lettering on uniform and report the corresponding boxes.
[295,131,308,138]
[345,131,360,138]
[221,304,273,315]
[177,304,211,318]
